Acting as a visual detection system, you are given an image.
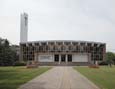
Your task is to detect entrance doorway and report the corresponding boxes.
[68,54,72,62]
[61,55,66,62]
[54,55,59,62]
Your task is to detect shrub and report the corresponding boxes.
[14,61,26,66]
[99,61,108,65]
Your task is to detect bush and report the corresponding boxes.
[14,61,26,66]
[99,61,108,65]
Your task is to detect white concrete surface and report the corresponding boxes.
[72,54,88,62]
[20,13,28,43]
[38,54,54,62]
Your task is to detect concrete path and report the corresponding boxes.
[19,67,100,89]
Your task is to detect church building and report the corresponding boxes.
[20,13,106,66]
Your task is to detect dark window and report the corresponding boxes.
[68,55,72,62]
[61,55,66,62]
[54,55,59,62]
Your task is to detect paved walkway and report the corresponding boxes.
[19,67,100,89]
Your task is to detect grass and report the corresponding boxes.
[0,66,51,89]
[74,66,115,89]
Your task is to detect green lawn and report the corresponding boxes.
[74,66,115,89]
[0,66,51,89]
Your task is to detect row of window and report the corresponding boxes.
[22,46,104,53]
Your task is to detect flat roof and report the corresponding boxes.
[20,40,106,45]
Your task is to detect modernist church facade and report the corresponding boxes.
[20,13,106,66]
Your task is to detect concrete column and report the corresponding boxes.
[34,53,38,61]
[66,55,68,63]
[59,55,61,64]
[34,53,36,61]
[52,55,54,62]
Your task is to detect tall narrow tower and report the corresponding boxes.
[20,13,28,43]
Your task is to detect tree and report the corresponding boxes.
[106,52,115,60]
[0,37,19,66]
[106,52,115,66]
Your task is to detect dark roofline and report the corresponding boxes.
[20,40,106,45]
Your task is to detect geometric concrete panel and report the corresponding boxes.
[72,54,88,62]
[38,55,54,62]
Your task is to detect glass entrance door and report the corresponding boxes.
[54,55,59,62]
[68,54,72,62]
[61,55,66,62]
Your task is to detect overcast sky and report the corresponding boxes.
[0,0,115,52]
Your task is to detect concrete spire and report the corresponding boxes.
[20,13,28,43]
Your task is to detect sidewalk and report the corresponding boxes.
[19,67,100,89]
